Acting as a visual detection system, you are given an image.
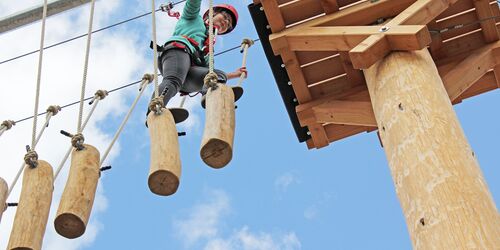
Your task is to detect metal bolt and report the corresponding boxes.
[306,131,311,136]
[266,25,271,30]
[379,26,390,32]
[260,6,264,11]
[281,63,285,68]
[293,98,297,103]
[287,81,292,86]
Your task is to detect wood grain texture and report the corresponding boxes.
[0,177,7,223]
[200,84,235,169]
[148,109,181,196]
[55,144,100,239]
[8,161,53,250]
[364,49,500,249]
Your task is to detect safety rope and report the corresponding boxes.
[76,0,97,139]
[30,0,49,153]
[100,74,152,165]
[151,0,160,98]
[237,38,254,87]
[54,90,107,180]
[203,0,218,90]
[8,105,61,197]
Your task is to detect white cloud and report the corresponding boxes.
[274,172,300,193]
[173,189,301,250]
[0,0,161,249]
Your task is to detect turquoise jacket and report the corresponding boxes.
[165,0,208,65]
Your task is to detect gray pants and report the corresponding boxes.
[154,48,227,106]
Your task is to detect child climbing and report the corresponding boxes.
[149,0,247,123]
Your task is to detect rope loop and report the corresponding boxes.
[1,120,16,130]
[46,105,61,116]
[71,133,85,151]
[143,73,154,83]
[203,72,219,90]
[24,150,39,168]
[241,38,255,48]
[95,90,109,100]
[148,96,164,115]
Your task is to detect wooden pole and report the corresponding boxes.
[200,84,236,169]
[0,177,7,223]
[148,108,181,196]
[7,160,53,250]
[55,144,100,239]
[363,48,500,249]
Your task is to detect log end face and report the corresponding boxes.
[148,170,180,196]
[54,213,85,239]
[200,139,233,169]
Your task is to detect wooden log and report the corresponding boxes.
[54,144,100,239]
[363,49,500,249]
[0,177,7,223]
[7,160,53,250]
[148,108,181,196]
[200,84,235,169]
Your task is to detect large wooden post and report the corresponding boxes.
[55,144,100,239]
[0,177,7,222]
[363,49,500,249]
[7,161,53,250]
[200,84,236,169]
[148,108,181,196]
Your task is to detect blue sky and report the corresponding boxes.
[0,1,499,249]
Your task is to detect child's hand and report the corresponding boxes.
[235,67,248,78]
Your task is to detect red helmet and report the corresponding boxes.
[203,4,238,34]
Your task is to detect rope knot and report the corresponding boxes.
[95,90,109,100]
[71,133,85,151]
[24,150,38,168]
[143,74,154,83]
[203,72,219,90]
[46,105,61,116]
[1,120,16,130]
[148,97,164,115]
[241,38,255,49]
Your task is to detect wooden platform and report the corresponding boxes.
[250,0,500,149]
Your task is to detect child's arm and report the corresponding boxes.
[182,0,202,20]
[226,67,248,80]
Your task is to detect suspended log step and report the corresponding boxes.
[0,177,7,223]
[55,144,100,239]
[201,84,236,169]
[148,108,181,196]
[7,160,53,250]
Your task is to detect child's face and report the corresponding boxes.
[212,11,233,34]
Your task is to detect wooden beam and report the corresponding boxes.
[339,52,365,86]
[320,0,340,14]
[349,0,459,69]
[260,0,286,32]
[274,25,430,53]
[473,0,499,42]
[297,100,376,127]
[324,124,371,142]
[280,51,313,102]
[457,71,498,100]
[494,65,500,88]
[442,41,500,101]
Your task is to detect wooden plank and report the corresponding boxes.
[442,40,500,101]
[308,123,330,148]
[261,0,286,32]
[302,55,345,84]
[281,0,324,26]
[280,51,313,102]
[296,51,338,66]
[473,0,499,42]
[339,51,365,86]
[277,25,430,53]
[321,0,340,14]
[434,8,480,41]
[324,124,371,142]
[433,28,486,61]
[297,100,376,127]
[494,65,500,87]
[350,0,459,69]
[457,71,498,100]
[436,0,474,20]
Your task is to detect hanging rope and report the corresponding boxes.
[151,0,160,98]
[54,90,107,180]
[100,74,152,166]
[203,0,218,90]
[0,120,16,137]
[75,0,97,149]
[29,0,49,156]
[8,105,61,197]
[237,38,254,87]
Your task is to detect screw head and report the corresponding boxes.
[379,26,390,32]
[287,81,292,86]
